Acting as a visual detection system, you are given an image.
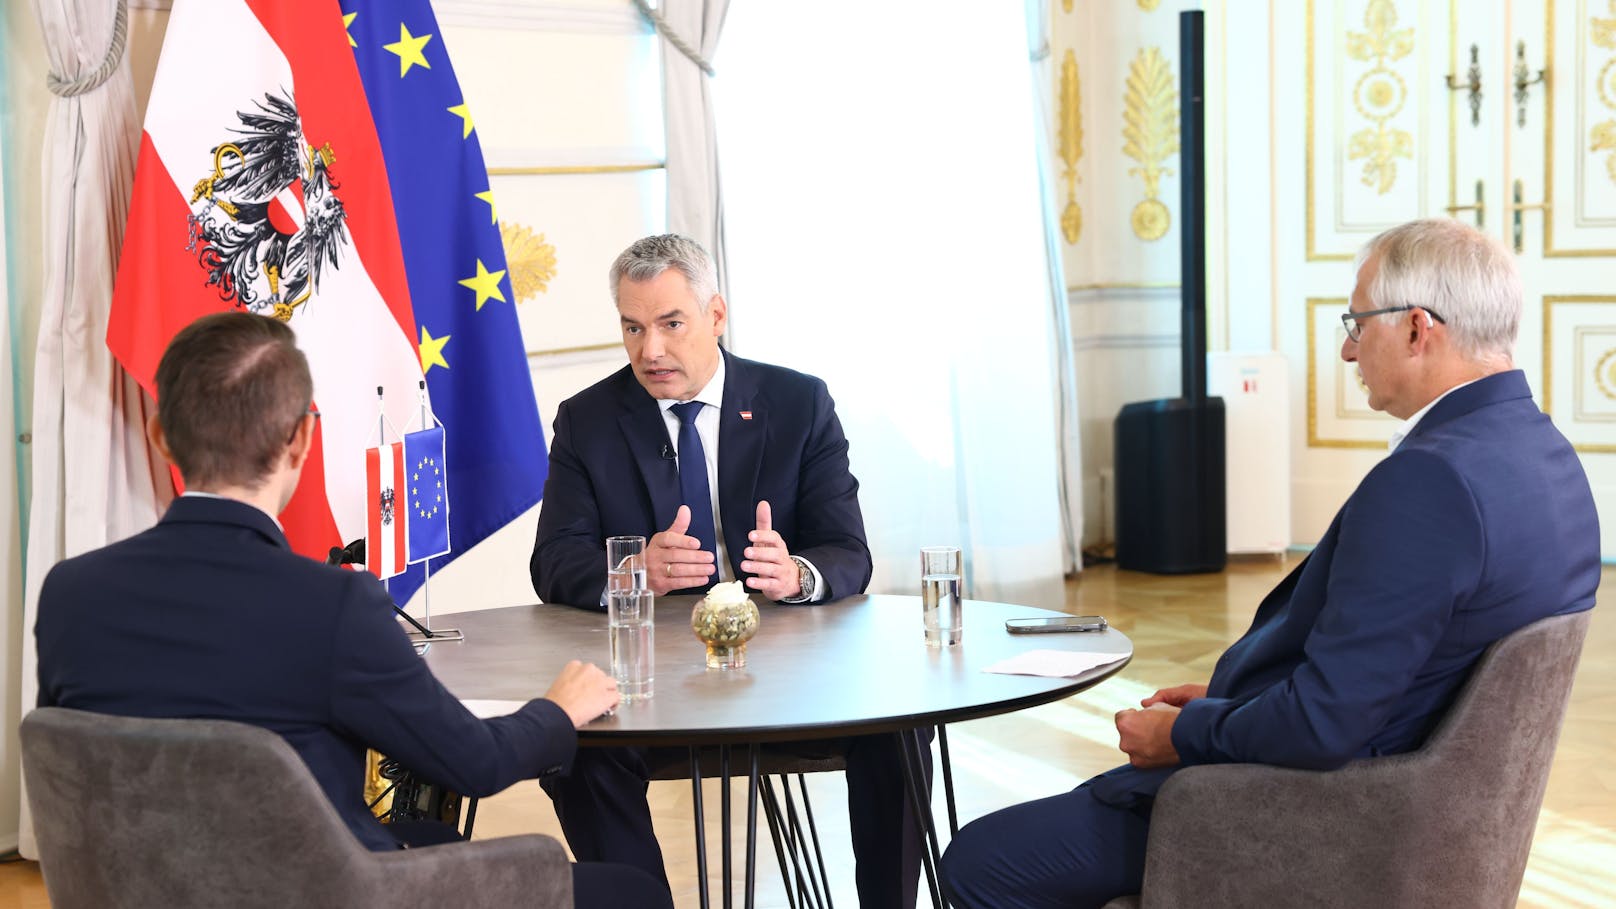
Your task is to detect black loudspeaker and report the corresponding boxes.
[1113,10,1227,574]
[1115,399,1226,573]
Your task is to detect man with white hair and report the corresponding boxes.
[940,218,1601,908]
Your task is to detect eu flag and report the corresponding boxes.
[404,427,450,563]
[344,0,546,603]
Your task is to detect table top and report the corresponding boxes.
[424,594,1133,746]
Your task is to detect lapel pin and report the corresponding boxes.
[739,410,753,421]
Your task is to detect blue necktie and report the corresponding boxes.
[670,401,718,571]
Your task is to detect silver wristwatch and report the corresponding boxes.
[783,555,817,603]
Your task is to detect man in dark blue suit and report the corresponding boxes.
[35,312,670,909]
[940,218,1602,908]
[530,234,925,908]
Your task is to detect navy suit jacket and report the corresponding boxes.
[36,496,577,851]
[531,349,872,608]
[1095,370,1601,806]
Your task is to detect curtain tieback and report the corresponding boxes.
[46,0,129,98]
[630,0,715,76]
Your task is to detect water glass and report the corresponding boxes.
[608,589,655,702]
[606,535,647,594]
[921,546,963,647]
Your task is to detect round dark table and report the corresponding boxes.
[422,594,1131,909]
[424,594,1132,746]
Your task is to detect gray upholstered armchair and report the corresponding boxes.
[20,708,573,909]
[1103,609,1591,909]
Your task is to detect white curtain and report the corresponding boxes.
[0,75,25,853]
[716,4,1069,609]
[1025,0,1085,572]
[20,0,171,857]
[639,0,731,291]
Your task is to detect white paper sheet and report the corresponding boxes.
[461,698,528,719]
[982,649,1129,678]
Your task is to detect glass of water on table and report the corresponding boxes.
[606,536,652,701]
[607,535,647,593]
[608,589,655,702]
[921,546,963,647]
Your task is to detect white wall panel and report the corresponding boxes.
[446,23,663,160]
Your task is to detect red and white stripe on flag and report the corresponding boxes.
[365,442,407,579]
[107,0,428,562]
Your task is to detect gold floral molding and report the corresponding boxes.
[1123,47,1179,241]
[1059,50,1084,244]
[1345,0,1414,195]
[500,223,558,303]
[1594,2,1616,185]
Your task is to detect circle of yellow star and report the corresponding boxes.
[457,259,508,310]
[419,326,451,373]
[384,23,433,78]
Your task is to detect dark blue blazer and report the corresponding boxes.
[1097,370,1601,805]
[36,495,577,851]
[530,350,872,608]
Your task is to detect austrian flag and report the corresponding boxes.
[107,0,548,601]
[365,441,406,579]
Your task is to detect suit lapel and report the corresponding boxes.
[615,374,682,530]
[718,351,764,576]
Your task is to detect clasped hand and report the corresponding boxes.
[1114,683,1205,768]
[645,500,800,599]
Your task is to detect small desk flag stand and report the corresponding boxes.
[379,382,463,650]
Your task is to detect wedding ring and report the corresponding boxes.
[666,563,672,577]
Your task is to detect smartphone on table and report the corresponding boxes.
[1004,615,1107,634]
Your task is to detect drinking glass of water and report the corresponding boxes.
[608,588,655,702]
[607,535,647,594]
[921,546,963,647]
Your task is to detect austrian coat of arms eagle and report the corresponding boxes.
[186,90,350,321]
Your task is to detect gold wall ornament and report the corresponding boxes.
[1344,0,1415,195]
[1123,47,1179,242]
[1596,347,1616,401]
[1596,5,1616,186]
[1062,0,1072,12]
[499,223,558,303]
[1137,0,1161,9]
[1058,50,1084,244]
[1596,1,1616,49]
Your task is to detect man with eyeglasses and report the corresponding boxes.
[35,311,671,908]
[940,218,1600,909]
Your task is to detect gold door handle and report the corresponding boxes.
[1510,179,1550,253]
[1446,44,1483,127]
[1445,179,1486,228]
[1513,40,1547,129]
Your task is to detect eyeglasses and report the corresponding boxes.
[1340,305,1447,342]
[285,404,320,445]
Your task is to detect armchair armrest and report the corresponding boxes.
[363,834,573,909]
[1140,755,1457,909]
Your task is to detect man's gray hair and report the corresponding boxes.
[1357,218,1519,366]
[609,234,720,312]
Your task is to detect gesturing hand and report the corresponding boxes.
[544,660,619,728]
[742,500,799,601]
[646,505,716,595]
[1115,703,1182,769]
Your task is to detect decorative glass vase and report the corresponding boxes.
[690,584,760,670]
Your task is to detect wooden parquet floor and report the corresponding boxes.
[2,556,1611,907]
